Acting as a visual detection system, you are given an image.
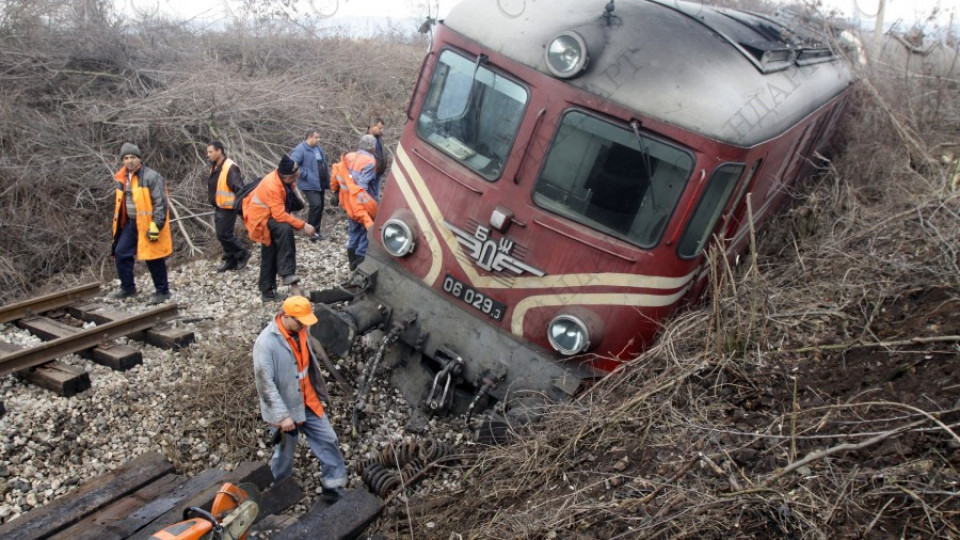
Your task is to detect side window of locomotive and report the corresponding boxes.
[677,164,745,259]
[532,111,693,249]
[416,50,528,181]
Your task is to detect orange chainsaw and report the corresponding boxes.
[148,482,261,540]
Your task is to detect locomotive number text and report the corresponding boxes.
[441,274,506,321]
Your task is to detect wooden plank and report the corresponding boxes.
[126,462,270,540]
[273,489,383,540]
[69,304,194,350]
[18,361,91,397]
[17,316,142,371]
[0,341,91,397]
[229,462,274,493]
[50,473,184,540]
[0,452,174,540]
[123,469,229,540]
[253,476,303,524]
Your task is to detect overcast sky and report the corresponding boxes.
[121,0,957,27]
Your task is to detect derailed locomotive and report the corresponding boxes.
[312,0,854,427]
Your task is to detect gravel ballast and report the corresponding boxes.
[0,221,467,526]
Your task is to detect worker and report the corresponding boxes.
[253,295,348,500]
[290,128,330,242]
[366,117,389,197]
[242,155,316,302]
[206,141,251,272]
[332,134,379,272]
[109,142,173,305]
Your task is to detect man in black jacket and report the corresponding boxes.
[207,141,251,272]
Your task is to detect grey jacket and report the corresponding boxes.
[253,319,328,425]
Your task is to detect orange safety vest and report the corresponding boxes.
[330,152,378,229]
[242,171,306,246]
[214,158,237,209]
[112,167,172,261]
[275,314,324,419]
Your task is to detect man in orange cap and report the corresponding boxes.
[252,295,348,499]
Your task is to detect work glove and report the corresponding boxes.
[147,222,160,242]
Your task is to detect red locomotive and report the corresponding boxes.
[314,0,854,428]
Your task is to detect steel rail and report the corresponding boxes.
[0,304,178,377]
[0,283,102,325]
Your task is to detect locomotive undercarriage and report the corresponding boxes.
[311,258,593,429]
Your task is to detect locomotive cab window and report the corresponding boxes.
[677,163,745,258]
[416,49,528,180]
[532,111,693,249]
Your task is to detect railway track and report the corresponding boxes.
[0,283,195,398]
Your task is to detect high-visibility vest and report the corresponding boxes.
[112,167,172,260]
[215,159,237,209]
[330,153,378,229]
[242,171,306,246]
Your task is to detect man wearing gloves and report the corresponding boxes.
[253,295,348,500]
[109,142,173,304]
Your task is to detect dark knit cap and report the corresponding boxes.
[120,142,142,158]
[278,155,299,176]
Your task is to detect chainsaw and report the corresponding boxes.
[148,482,261,540]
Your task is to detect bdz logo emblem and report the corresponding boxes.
[444,221,545,277]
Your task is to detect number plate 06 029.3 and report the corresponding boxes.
[441,274,507,321]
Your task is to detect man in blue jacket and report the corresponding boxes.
[290,128,330,242]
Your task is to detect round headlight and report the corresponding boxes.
[547,315,590,356]
[381,218,415,257]
[545,31,589,78]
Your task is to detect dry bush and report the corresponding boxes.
[0,6,424,302]
[382,21,960,540]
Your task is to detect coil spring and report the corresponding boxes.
[358,438,458,498]
[379,440,419,468]
[418,439,455,463]
[361,462,402,498]
[353,457,380,476]
[399,459,425,483]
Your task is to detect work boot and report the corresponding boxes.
[215,260,236,273]
[350,255,365,272]
[261,290,279,302]
[282,275,301,286]
[149,292,172,305]
[310,232,328,242]
[321,487,347,502]
[346,248,356,269]
[236,250,251,270]
[107,288,136,300]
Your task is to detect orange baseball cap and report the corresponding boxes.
[282,296,318,326]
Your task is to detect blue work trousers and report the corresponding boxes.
[346,219,368,257]
[114,219,169,294]
[271,409,348,489]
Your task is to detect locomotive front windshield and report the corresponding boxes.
[417,50,528,180]
[533,111,694,249]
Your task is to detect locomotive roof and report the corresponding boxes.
[442,0,854,147]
